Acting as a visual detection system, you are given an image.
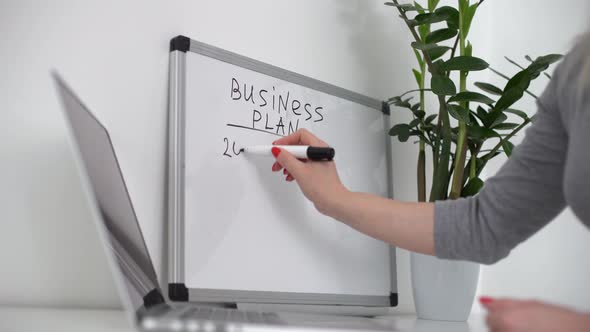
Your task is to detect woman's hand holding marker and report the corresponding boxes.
[270,129,348,215]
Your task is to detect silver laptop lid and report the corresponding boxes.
[53,73,165,312]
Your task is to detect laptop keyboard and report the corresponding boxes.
[178,306,283,324]
[142,304,285,330]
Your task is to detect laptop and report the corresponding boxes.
[52,72,392,332]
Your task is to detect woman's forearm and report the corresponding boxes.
[325,190,436,255]
[270,130,436,255]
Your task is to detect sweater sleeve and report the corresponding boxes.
[434,58,570,265]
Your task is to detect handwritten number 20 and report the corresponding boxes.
[222,137,242,158]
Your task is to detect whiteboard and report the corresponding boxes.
[167,36,396,306]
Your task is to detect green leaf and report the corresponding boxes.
[465,41,473,57]
[485,111,507,128]
[469,111,481,126]
[389,123,411,142]
[458,0,468,11]
[533,54,563,66]
[526,64,550,80]
[425,28,458,44]
[425,47,451,61]
[503,70,532,92]
[424,114,438,124]
[411,42,451,53]
[431,74,456,95]
[495,70,532,111]
[384,2,420,11]
[412,69,422,86]
[414,110,426,118]
[476,106,488,120]
[436,6,459,29]
[468,126,499,140]
[419,24,431,41]
[409,118,421,127]
[504,108,529,119]
[428,0,441,11]
[448,91,495,105]
[462,177,484,197]
[447,104,470,124]
[414,1,426,14]
[525,54,563,79]
[462,3,478,38]
[440,56,489,71]
[492,122,520,130]
[411,129,430,143]
[389,96,412,109]
[474,82,503,95]
[501,140,515,156]
[413,49,424,68]
[431,59,444,73]
[414,12,447,25]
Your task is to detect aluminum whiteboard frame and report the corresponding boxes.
[167,36,397,307]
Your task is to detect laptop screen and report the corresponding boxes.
[54,75,164,310]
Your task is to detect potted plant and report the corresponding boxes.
[385,0,561,321]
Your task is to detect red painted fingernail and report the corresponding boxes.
[272,163,280,172]
[271,147,281,157]
[272,140,277,145]
[283,169,287,175]
[479,296,494,305]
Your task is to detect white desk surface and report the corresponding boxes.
[0,306,488,332]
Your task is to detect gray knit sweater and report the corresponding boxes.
[435,40,590,264]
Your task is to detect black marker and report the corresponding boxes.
[240,145,335,161]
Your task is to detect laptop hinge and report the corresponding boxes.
[143,288,166,308]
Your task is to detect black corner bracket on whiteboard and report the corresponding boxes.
[169,283,189,302]
[170,35,191,53]
[389,292,398,307]
[381,101,391,115]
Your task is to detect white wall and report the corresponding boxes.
[0,0,416,310]
[1,0,588,314]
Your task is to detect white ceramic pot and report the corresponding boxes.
[411,252,479,321]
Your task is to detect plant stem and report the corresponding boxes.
[417,144,426,201]
[449,0,469,199]
[504,56,525,70]
[469,153,476,179]
[430,101,452,201]
[392,0,452,202]
[449,34,460,61]
[432,115,441,171]
[397,88,432,99]
[418,59,427,202]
